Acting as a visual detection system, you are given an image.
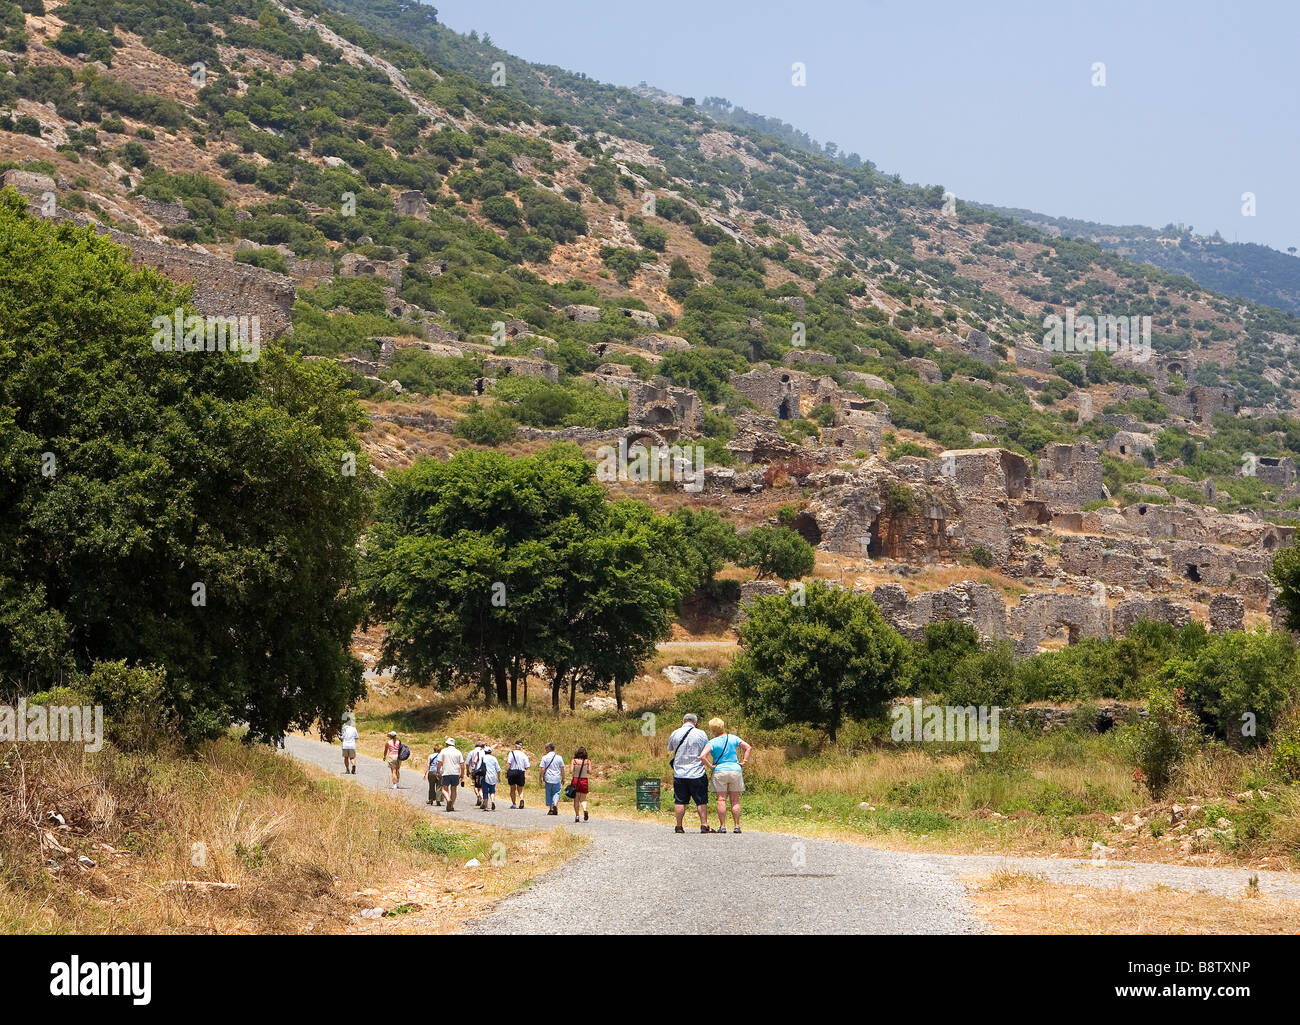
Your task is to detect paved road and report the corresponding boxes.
[285,737,1300,934]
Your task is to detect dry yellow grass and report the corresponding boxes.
[966,870,1300,934]
[0,738,579,934]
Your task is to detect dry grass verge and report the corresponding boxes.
[0,738,580,934]
[966,869,1300,934]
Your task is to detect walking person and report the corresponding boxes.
[382,731,403,788]
[667,713,711,833]
[479,745,501,811]
[466,741,486,807]
[438,738,465,811]
[569,747,591,822]
[423,745,443,806]
[700,718,751,834]
[506,740,530,808]
[340,715,359,774]
[539,742,564,815]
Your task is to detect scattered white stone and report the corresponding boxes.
[464,858,481,868]
[359,907,385,919]
[662,665,715,687]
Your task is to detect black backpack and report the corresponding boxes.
[398,742,411,762]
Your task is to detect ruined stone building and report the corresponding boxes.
[627,381,701,441]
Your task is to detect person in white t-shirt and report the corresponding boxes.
[340,717,359,775]
[538,742,565,816]
[479,746,501,811]
[506,740,531,809]
[465,742,485,807]
[438,739,466,811]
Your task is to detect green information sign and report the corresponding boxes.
[635,777,661,811]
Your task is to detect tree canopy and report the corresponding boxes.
[0,190,370,741]
[363,444,701,709]
[729,580,910,740]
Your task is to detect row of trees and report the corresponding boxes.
[361,446,815,710]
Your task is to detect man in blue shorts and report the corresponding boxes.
[667,713,710,833]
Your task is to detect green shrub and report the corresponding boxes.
[1160,630,1297,745]
[942,641,1019,707]
[453,402,517,445]
[738,525,815,581]
[1127,686,1199,796]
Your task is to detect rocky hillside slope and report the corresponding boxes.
[4,0,1300,652]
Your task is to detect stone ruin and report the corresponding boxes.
[626,332,691,354]
[563,304,602,322]
[803,467,959,561]
[1034,441,1106,506]
[620,308,659,330]
[871,581,1006,641]
[1254,456,1297,488]
[730,366,808,420]
[932,448,1030,502]
[339,252,406,287]
[4,170,296,336]
[477,355,560,388]
[627,381,700,440]
[959,328,998,366]
[394,190,429,219]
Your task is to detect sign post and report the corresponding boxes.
[635,777,661,811]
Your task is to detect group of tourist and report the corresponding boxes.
[339,713,750,833]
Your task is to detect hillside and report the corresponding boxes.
[985,203,1300,317]
[3,0,1300,653]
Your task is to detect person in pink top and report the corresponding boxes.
[382,731,402,788]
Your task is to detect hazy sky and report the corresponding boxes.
[428,0,1299,253]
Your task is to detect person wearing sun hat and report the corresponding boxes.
[479,745,501,811]
[382,731,402,788]
[438,737,465,811]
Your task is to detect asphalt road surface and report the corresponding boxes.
[285,736,1300,934]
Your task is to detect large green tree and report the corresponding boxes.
[363,445,692,710]
[0,191,370,741]
[730,580,909,740]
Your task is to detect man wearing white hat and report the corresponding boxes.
[438,738,465,811]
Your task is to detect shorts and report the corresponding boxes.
[506,769,526,787]
[544,780,562,806]
[441,774,461,788]
[387,757,401,770]
[673,776,709,806]
[711,770,745,794]
[481,781,496,797]
[342,747,356,757]
[572,777,589,794]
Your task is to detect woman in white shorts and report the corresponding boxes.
[700,717,751,834]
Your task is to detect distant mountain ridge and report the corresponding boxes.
[982,204,1300,316]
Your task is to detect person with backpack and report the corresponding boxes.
[466,742,486,807]
[539,742,565,815]
[506,740,530,808]
[383,731,408,789]
[340,715,359,774]
[479,745,501,811]
[700,718,751,834]
[667,713,710,833]
[423,746,443,806]
[568,747,592,822]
